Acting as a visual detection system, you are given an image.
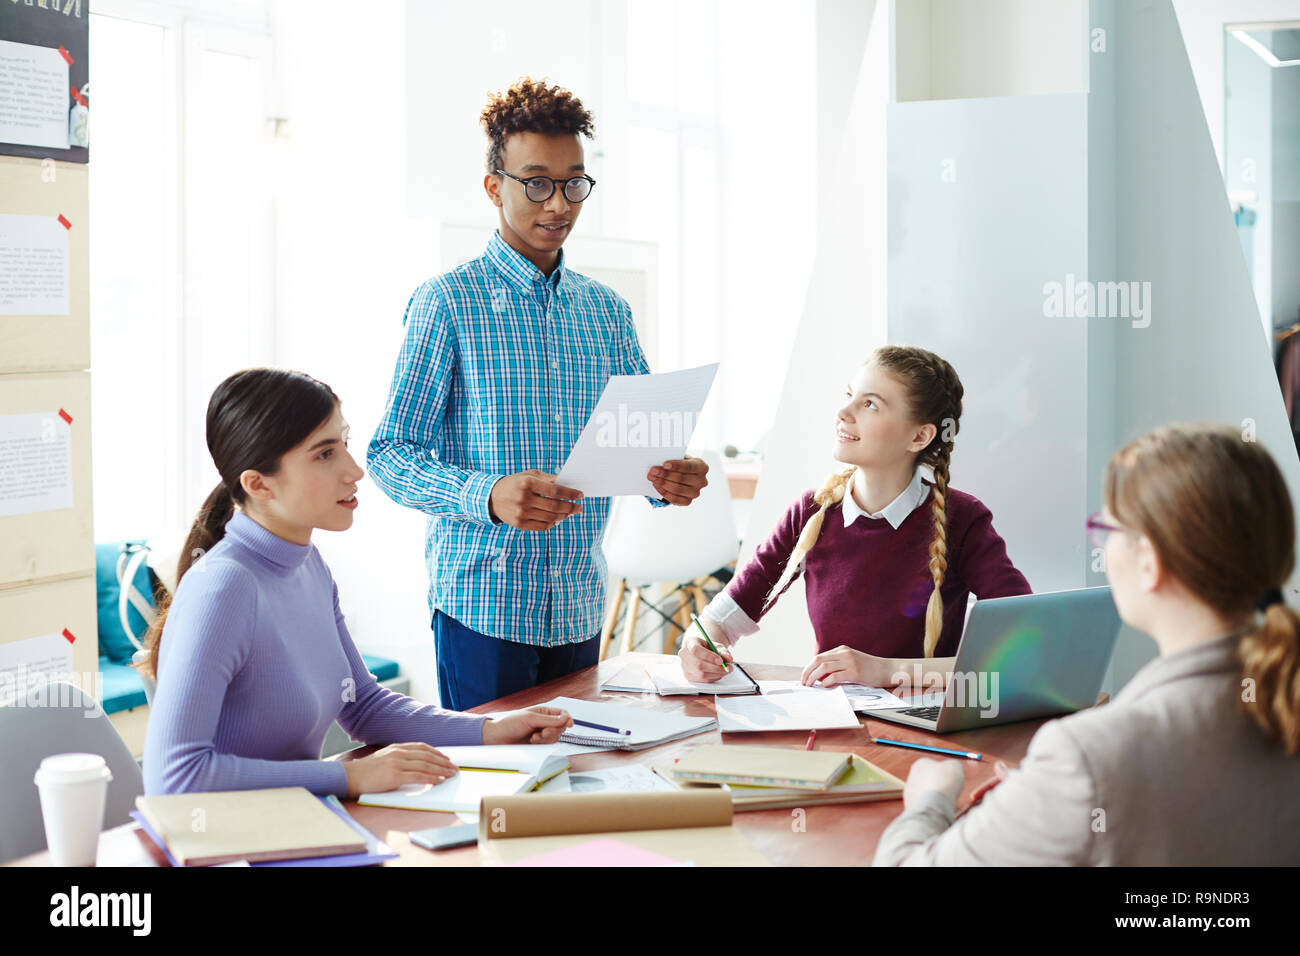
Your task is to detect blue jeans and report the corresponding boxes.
[432,610,600,711]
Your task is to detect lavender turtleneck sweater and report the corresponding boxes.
[143,511,486,795]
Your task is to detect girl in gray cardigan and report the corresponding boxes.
[874,423,1300,865]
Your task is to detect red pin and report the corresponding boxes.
[58,46,74,65]
[58,408,72,424]
[61,628,76,644]
[57,214,71,230]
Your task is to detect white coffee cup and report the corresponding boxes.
[34,753,113,866]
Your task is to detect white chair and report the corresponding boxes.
[0,680,145,863]
[599,449,740,658]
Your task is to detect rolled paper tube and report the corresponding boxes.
[478,789,732,841]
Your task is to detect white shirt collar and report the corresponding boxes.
[842,467,931,530]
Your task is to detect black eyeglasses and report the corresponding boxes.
[496,168,596,203]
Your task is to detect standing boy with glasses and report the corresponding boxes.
[368,78,710,710]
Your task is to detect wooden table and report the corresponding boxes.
[9,653,1047,867]
[353,653,1045,867]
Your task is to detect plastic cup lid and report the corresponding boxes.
[34,752,112,785]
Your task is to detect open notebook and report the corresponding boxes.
[357,746,569,813]
[548,696,717,750]
[599,656,759,696]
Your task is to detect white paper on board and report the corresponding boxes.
[0,214,71,316]
[0,411,74,517]
[0,40,70,150]
[556,363,719,497]
[0,633,75,701]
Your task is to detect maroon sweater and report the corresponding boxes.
[728,483,1032,659]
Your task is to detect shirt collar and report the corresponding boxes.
[224,509,313,574]
[484,229,568,297]
[842,466,931,530]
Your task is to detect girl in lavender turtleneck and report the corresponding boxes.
[141,368,572,797]
[681,346,1031,690]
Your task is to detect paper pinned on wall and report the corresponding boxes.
[0,411,73,517]
[0,40,70,150]
[556,363,719,497]
[0,632,75,701]
[0,213,71,316]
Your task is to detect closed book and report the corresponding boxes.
[133,787,365,867]
[671,744,851,791]
[653,754,904,811]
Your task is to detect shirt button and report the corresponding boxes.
[551,360,559,369]
[551,569,560,578]
[554,413,561,423]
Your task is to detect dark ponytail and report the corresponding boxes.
[137,368,339,680]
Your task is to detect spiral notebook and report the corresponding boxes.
[548,696,717,750]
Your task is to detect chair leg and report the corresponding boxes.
[621,587,641,654]
[690,582,707,616]
[599,579,626,661]
[665,587,693,655]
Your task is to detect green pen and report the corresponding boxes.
[690,613,730,672]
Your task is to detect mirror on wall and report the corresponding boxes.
[1225,21,1300,452]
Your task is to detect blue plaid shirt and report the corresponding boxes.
[367,230,664,647]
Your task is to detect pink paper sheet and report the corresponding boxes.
[508,837,686,867]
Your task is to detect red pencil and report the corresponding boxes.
[805,730,817,750]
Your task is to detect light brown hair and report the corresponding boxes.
[765,346,964,657]
[1104,423,1300,754]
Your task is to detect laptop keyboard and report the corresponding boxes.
[897,706,942,720]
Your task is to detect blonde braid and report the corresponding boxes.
[922,442,952,657]
[763,466,856,612]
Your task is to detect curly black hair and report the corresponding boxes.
[480,77,595,174]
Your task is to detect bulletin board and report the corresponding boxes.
[0,575,98,683]
[0,155,89,372]
[0,370,95,588]
[0,0,90,164]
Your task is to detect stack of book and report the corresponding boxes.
[132,787,395,867]
[653,744,904,811]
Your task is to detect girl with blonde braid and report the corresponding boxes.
[680,345,1031,688]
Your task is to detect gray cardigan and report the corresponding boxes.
[873,634,1300,865]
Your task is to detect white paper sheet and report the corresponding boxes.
[716,683,861,732]
[566,765,678,794]
[0,632,74,701]
[828,683,911,712]
[0,214,71,316]
[555,363,719,497]
[0,40,69,150]
[0,411,73,517]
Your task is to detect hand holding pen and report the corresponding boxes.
[678,613,733,682]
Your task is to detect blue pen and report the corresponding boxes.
[873,737,982,761]
[573,718,631,736]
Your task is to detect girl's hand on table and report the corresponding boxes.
[902,757,965,809]
[800,645,897,687]
[343,742,457,798]
[482,705,574,745]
